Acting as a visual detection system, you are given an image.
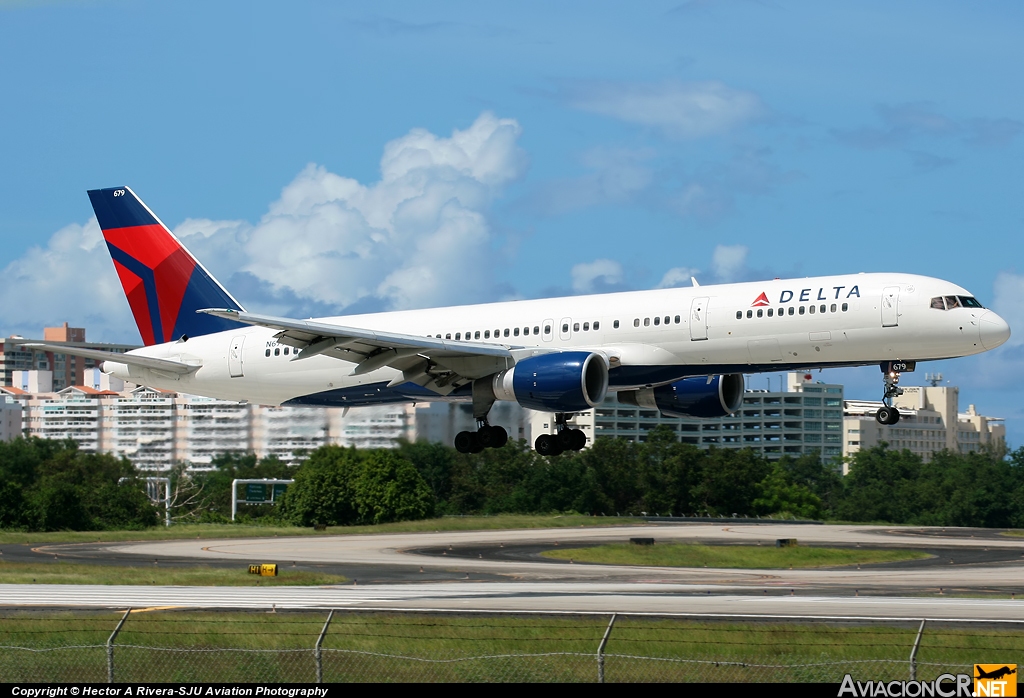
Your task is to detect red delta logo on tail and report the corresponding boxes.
[751,292,770,307]
[87,186,245,346]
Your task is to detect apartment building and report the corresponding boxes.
[1,369,416,469]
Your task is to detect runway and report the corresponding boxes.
[5,523,1024,619]
[2,582,1024,620]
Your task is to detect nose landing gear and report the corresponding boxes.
[534,413,587,456]
[875,363,905,425]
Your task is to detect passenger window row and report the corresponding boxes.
[562,320,602,333]
[736,303,848,320]
[430,319,605,342]
[633,315,682,328]
[266,346,292,357]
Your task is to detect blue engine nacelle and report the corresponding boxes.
[618,374,744,418]
[490,351,609,413]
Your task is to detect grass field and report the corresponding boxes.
[0,561,346,586]
[0,609,1017,682]
[540,542,930,568]
[0,515,642,546]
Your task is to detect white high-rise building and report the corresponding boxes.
[843,384,1004,470]
[539,372,845,460]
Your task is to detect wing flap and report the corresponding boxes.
[199,309,516,361]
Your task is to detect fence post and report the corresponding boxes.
[909,619,926,681]
[597,613,617,684]
[108,608,131,683]
[315,609,334,683]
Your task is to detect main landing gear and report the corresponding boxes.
[535,413,587,457]
[875,363,905,426]
[454,422,508,454]
[455,379,509,453]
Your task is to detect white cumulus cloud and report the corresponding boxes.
[571,259,624,294]
[0,220,135,341]
[711,244,749,282]
[657,266,701,289]
[567,80,764,139]
[245,112,526,311]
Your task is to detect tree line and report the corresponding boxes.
[1,428,1022,531]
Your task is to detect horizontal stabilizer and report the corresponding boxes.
[20,343,199,375]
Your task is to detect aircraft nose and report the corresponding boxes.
[979,311,1011,350]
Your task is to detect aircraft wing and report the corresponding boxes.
[20,343,199,375]
[199,308,517,393]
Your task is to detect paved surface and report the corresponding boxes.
[2,582,1024,620]
[4,523,1024,618]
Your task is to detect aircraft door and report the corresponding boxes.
[689,297,709,341]
[228,336,245,377]
[559,317,572,342]
[542,318,554,342]
[881,286,899,327]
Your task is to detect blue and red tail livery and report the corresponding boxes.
[87,186,246,346]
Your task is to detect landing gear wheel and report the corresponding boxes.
[535,433,563,457]
[875,406,900,425]
[478,425,508,449]
[454,430,482,454]
[556,428,587,451]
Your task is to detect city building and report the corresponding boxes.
[1,370,419,469]
[539,372,845,461]
[0,363,1007,471]
[1,323,137,391]
[0,395,21,441]
[843,383,1004,470]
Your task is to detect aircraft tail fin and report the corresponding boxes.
[87,186,246,346]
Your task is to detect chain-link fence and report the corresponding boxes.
[1,608,1021,683]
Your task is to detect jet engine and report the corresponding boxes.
[618,374,744,418]
[489,351,609,412]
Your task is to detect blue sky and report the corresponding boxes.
[2,1,1023,442]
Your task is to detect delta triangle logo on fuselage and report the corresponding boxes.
[751,285,861,307]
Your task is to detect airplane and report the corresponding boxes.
[976,666,1017,681]
[26,186,1011,456]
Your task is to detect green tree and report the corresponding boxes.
[354,450,434,524]
[398,440,459,513]
[836,444,924,523]
[277,446,361,526]
[753,461,823,519]
[25,450,157,531]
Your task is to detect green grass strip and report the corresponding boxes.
[540,542,930,568]
[0,561,346,586]
[0,515,641,545]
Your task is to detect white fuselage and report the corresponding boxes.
[102,272,1009,408]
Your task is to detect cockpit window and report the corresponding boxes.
[944,295,961,309]
[959,296,983,308]
[930,297,945,310]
